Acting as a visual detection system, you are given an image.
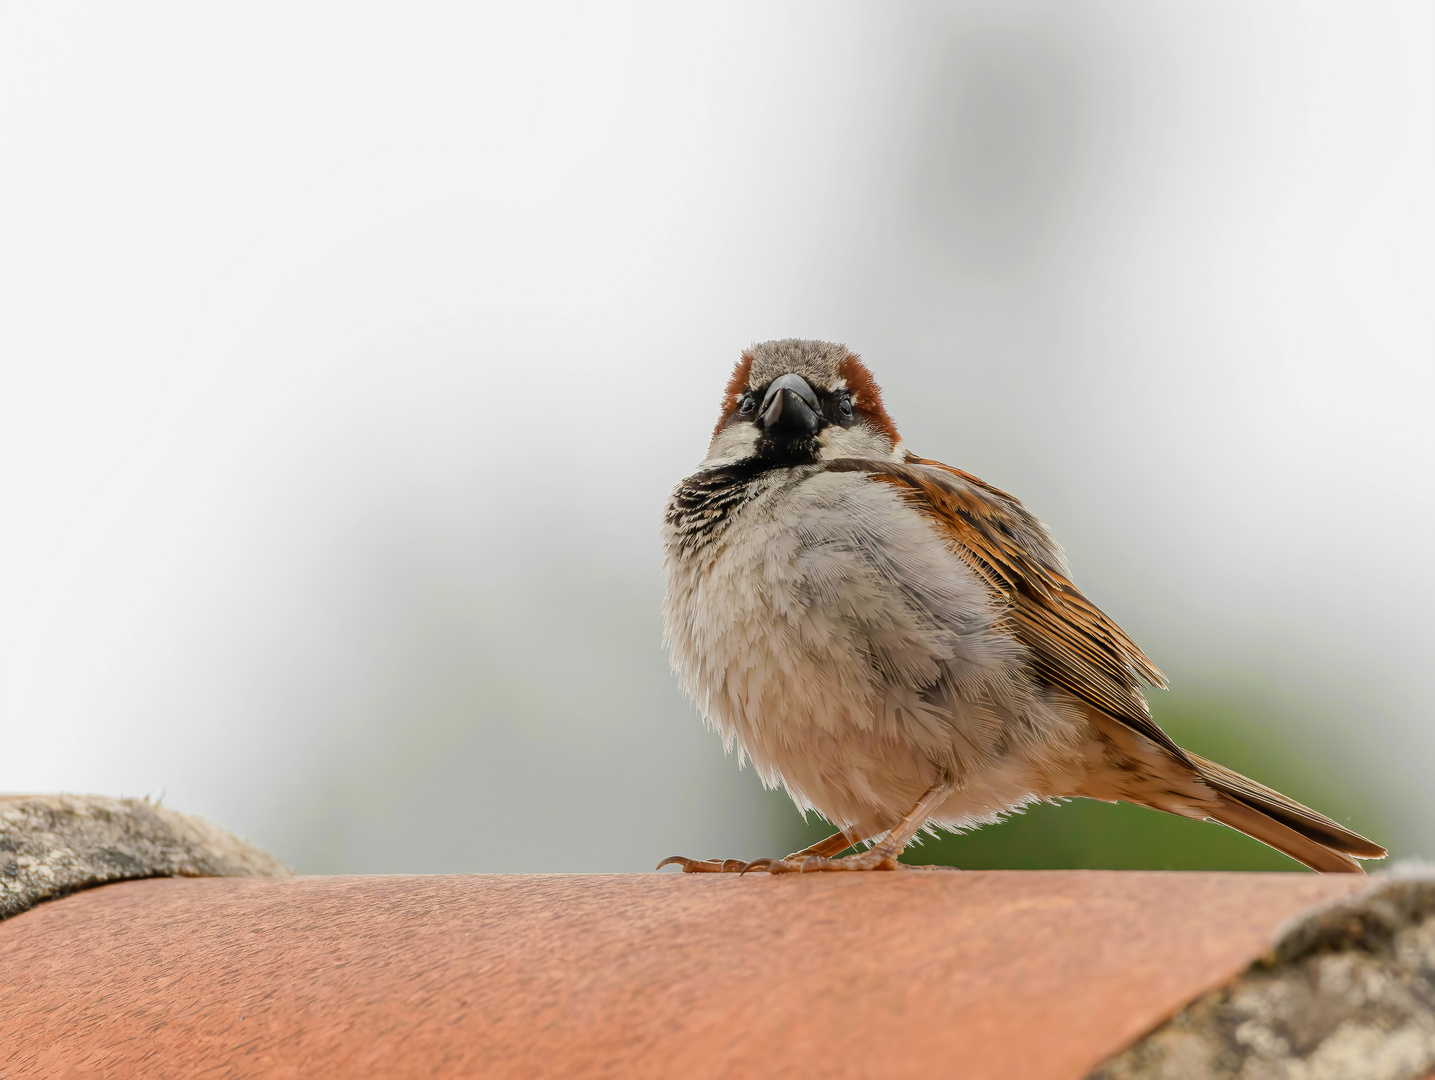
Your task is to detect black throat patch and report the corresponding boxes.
[752,430,821,468]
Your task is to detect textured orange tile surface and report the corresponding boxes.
[0,871,1363,1079]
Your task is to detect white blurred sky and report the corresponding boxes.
[1,3,1431,870]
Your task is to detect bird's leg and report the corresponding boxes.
[656,828,863,874]
[744,781,953,874]
[789,829,863,859]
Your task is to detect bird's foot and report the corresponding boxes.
[741,845,905,874]
[658,786,965,874]
[655,855,750,873]
[657,828,867,873]
[656,851,896,874]
[742,851,963,873]
[658,849,960,873]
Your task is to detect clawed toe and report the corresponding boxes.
[655,855,748,873]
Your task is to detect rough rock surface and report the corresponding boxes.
[0,793,289,921]
[1090,866,1435,1080]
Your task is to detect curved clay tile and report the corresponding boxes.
[0,858,1381,1078]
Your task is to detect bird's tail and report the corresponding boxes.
[1187,752,1387,874]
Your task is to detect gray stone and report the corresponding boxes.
[0,793,289,922]
[1091,865,1435,1080]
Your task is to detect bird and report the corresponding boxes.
[657,339,1386,875]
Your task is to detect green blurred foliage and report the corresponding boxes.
[774,691,1388,872]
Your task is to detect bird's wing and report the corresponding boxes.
[825,455,1188,763]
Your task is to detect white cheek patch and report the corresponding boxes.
[703,422,759,467]
[817,423,895,461]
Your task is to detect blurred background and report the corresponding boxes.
[2,3,1430,873]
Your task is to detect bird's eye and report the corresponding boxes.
[738,394,756,415]
[838,394,855,418]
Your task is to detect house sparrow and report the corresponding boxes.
[658,339,1385,874]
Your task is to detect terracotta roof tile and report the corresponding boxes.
[0,871,1366,1079]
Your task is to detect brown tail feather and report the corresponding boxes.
[1187,752,1387,873]
[1204,797,1364,873]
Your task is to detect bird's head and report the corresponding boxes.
[703,340,903,469]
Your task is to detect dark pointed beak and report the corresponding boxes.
[758,373,821,435]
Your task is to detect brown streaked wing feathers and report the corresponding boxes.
[822,455,1386,870]
[825,457,1187,763]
